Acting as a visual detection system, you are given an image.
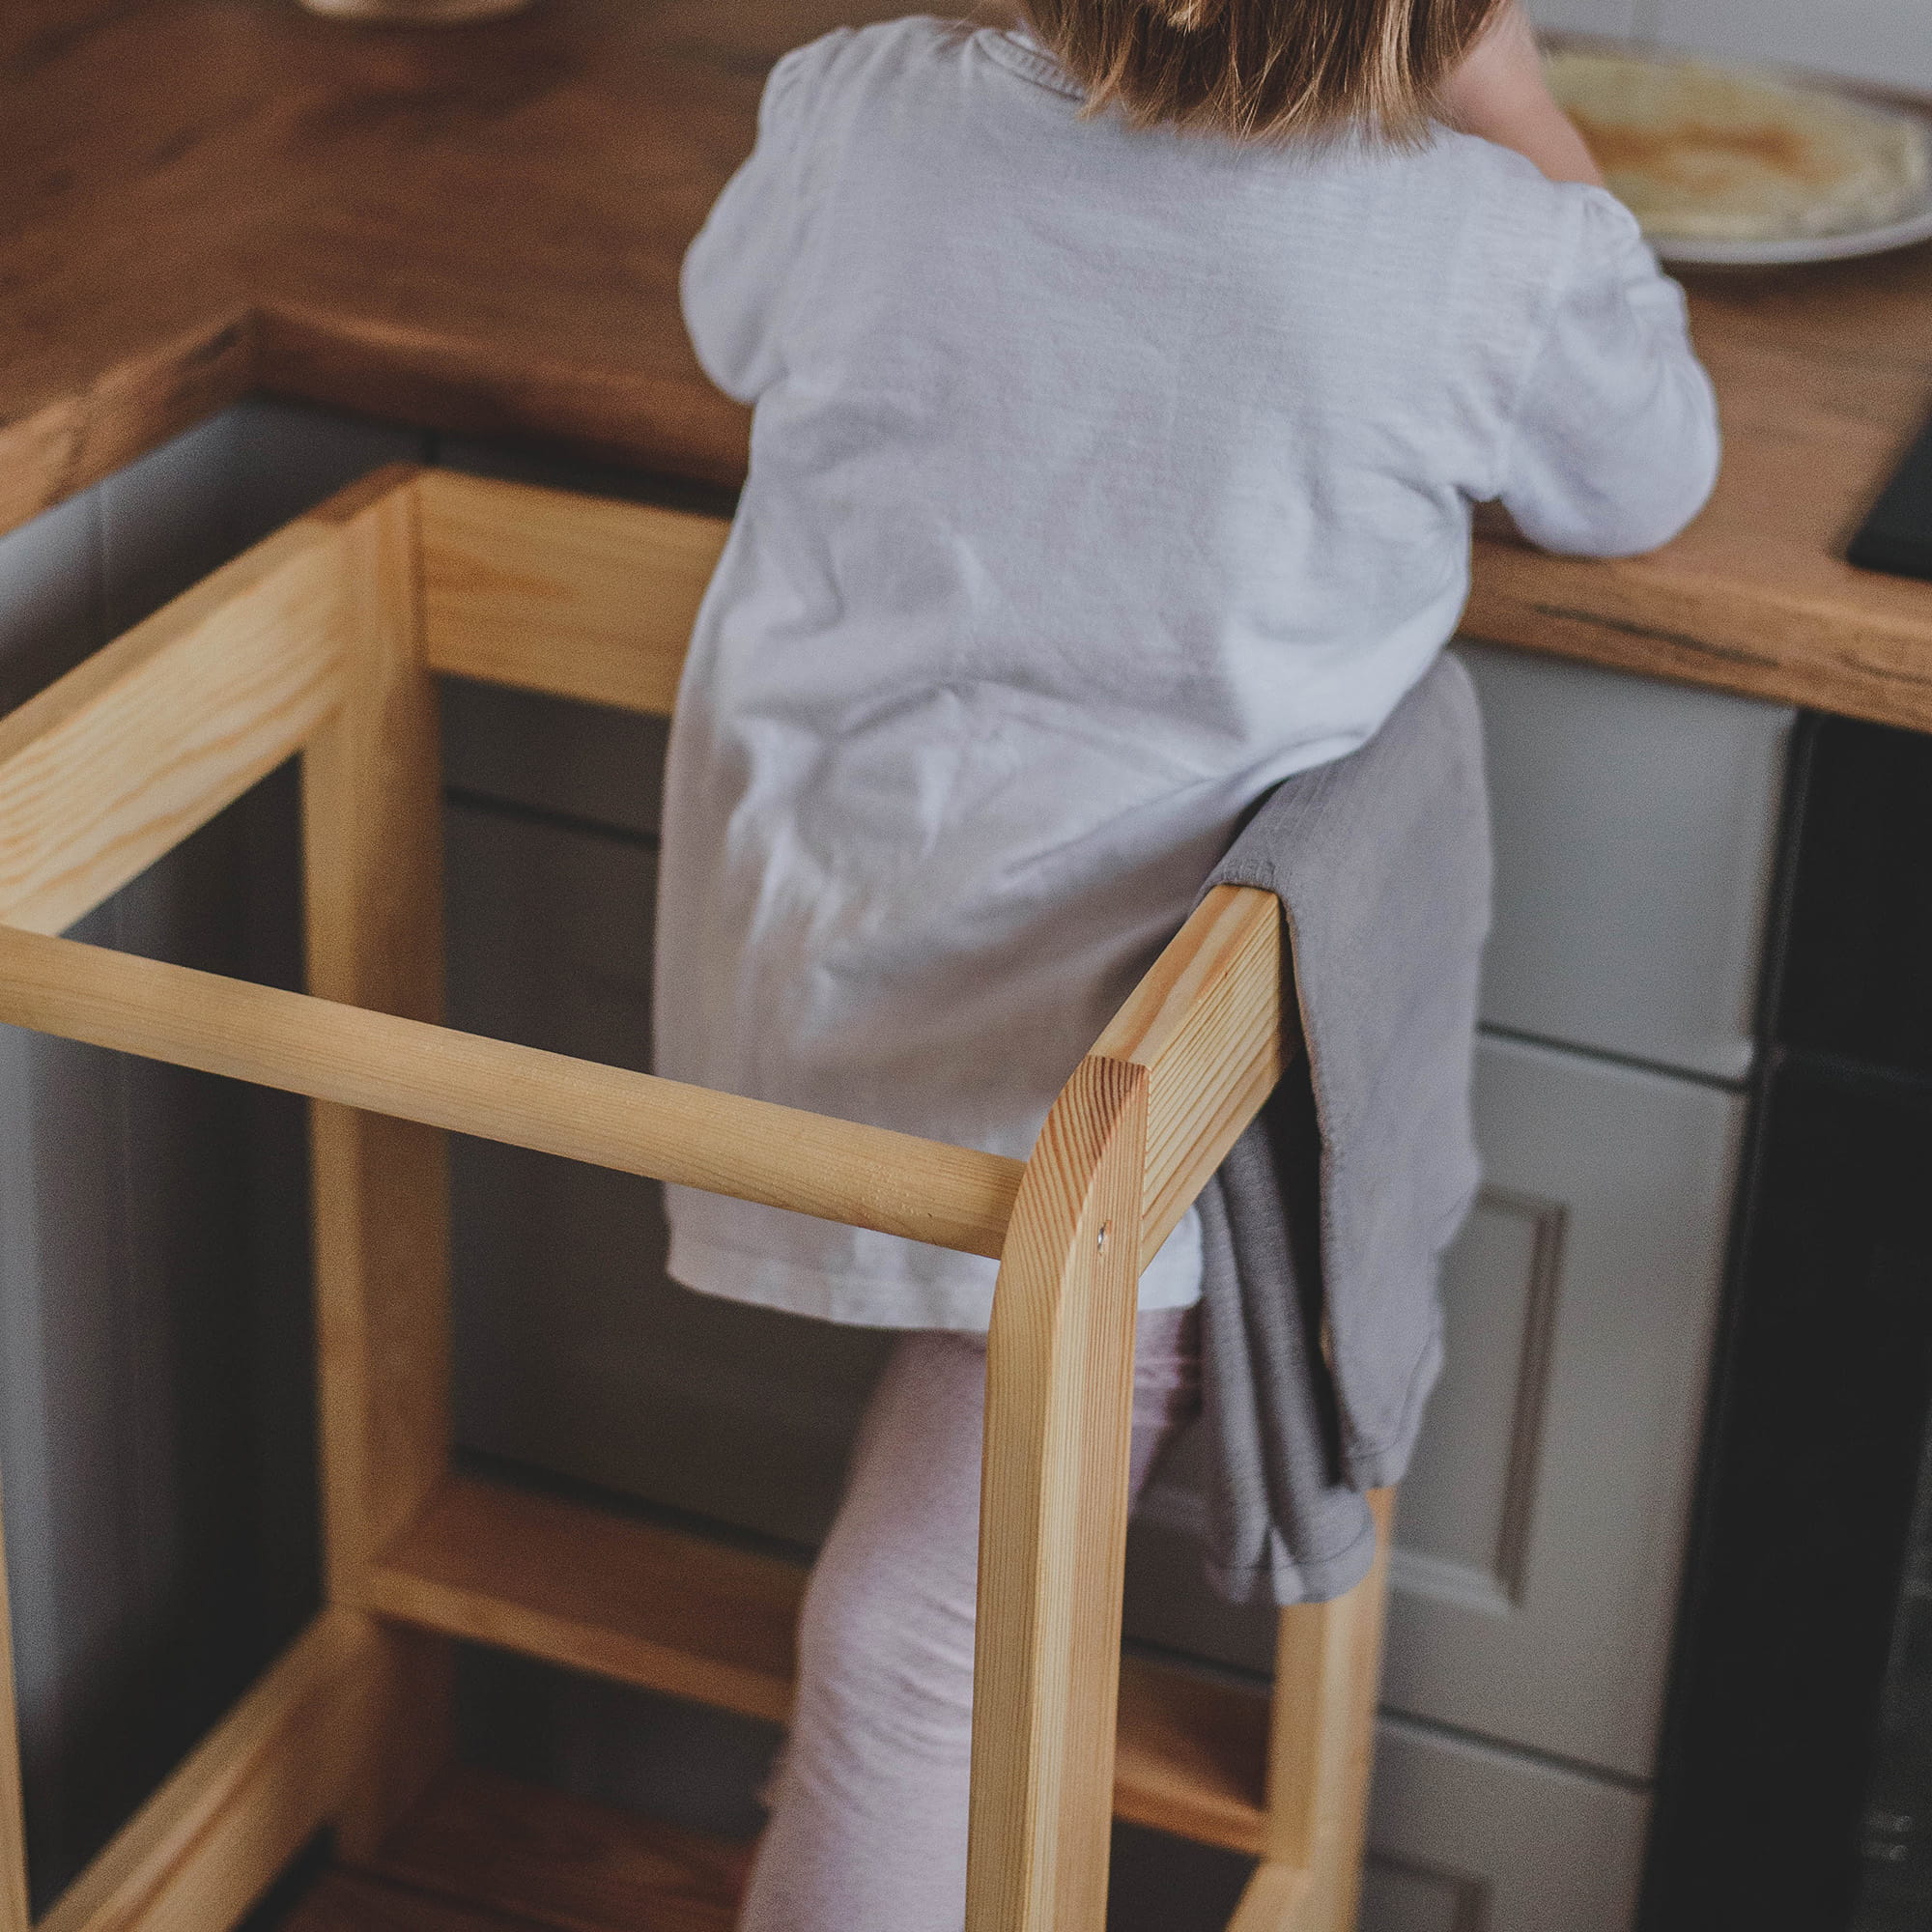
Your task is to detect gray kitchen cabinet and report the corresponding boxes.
[1130,1033,1742,1780]
[1457,640,1793,1083]
[1384,1036,1741,1776]
[1362,1715,1650,1932]
[442,785,892,1548]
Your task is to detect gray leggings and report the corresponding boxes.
[737,1307,1203,1932]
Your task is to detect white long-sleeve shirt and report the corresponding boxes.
[656,16,1719,1331]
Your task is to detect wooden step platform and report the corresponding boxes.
[364,1474,1272,1854]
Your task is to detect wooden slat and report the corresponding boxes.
[40,1610,378,1932]
[967,1057,1149,1932]
[1112,1657,1267,1857]
[364,1474,1267,1852]
[417,472,726,718]
[365,1477,803,1726]
[303,465,450,1574]
[301,470,458,1858]
[0,513,346,936]
[363,1766,749,1932]
[1090,885,1288,1266]
[0,923,1023,1261]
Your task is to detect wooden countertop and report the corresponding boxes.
[9,0,1932,729]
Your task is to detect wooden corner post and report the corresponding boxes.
[299,468,455,1858]
[967,1054,1150,1932]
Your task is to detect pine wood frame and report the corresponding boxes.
[0,466,1392,1932]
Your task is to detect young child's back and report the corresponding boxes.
[658,14,1718,1332]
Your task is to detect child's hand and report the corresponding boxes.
[1437,2,1606,187]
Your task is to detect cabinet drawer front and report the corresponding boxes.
[1458,641,1792,1081]
[1365,1715,1648,1932]
[1128,1034,1740,1778]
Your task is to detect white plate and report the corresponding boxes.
[1548,41,1932,269]
[1651,188,1932,269]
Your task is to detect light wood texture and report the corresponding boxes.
[302,469,451,1586]
[1093,884,1288,1266]
[0,1486,29,1932]
[0,516,344,936]
[417,472,724,718]
[1112,1656,1268,1856]
[364,1471,1271,1849]
[367,1476,804,1726]
[0,923,1024,1261]
[39,1611,377,1932]
[365,1766,749,1932]
[1247,1491,1396,1931]
[299,474,459,1858]
[967,1057,1149,1932]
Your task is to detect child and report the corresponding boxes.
[655,5,1718,1926]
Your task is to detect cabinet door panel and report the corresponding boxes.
[1128,1035,1739,1778]
[444,801,888,1547]
[1381,1037,1740,1776]
[1459,641,1791,1081]
[1364,1716,1649,1932]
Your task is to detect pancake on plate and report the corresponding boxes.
[1545,50,1932,242]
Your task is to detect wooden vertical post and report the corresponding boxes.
[1231,1491,1395,1932]
[965,1055,1149,1932]
[299,469,455,1859]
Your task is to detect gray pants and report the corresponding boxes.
[737,1308,1203,1932]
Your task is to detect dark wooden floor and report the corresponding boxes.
[282,1767,751,1932]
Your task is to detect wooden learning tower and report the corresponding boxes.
[0,467,1392,1932]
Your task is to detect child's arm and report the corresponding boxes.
[1492,193,1719,557]
[683,32,852,404]
[1437,2,1605,187]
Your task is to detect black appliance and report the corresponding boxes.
[1641,711,1932,1931]
[1849,412,1932,584]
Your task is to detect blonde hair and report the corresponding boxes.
[1018,0,1507,141]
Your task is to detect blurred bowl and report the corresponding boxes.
[298,0,535,21]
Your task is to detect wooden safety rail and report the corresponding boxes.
[0,466,1391,1932]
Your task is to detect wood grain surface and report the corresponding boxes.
[0,922,1025,1258]
[3,3,1932,727]
[0,516,345,936]
[298,470,461,1859]
[367,1472,1271,1850]
[38,1611,380,1932]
